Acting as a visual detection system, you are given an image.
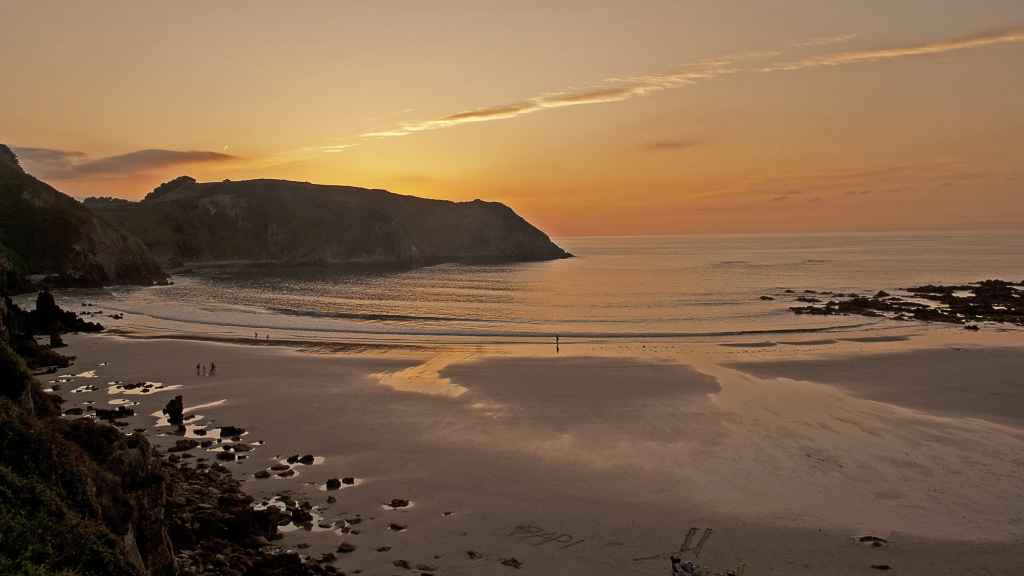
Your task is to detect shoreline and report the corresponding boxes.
[47,323,1024,575]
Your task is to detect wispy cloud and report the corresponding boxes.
[13,147,238,180]
[794,33,858,48]
[318,144,358,153]
[765,26,1024,71]
[362,57,746,138]
[358,25,1024,141]
[644,138,704,152]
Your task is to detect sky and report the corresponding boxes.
[2,1,1023,236]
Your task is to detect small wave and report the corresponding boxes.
[268,307,478,324]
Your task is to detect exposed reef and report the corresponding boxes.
[788,279,1024,326]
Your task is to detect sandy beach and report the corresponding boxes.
[49,326,1024,576]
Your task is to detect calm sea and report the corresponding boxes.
[91,231,1024,343]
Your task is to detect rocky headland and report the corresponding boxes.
[0,145,167,292]
[85,176,571,269]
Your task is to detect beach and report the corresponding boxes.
[51,322,1024,576]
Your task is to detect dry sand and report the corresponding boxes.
[52,331,1024,575]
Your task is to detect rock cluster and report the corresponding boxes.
[789,279,1024,326]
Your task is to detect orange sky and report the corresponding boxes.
[2,1,1023,235]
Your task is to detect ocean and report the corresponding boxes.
[86,230,1024,343]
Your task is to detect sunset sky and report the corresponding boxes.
[3,1,1023,235]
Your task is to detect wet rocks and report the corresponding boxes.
[94,405,134,421]
[858,535,888,548]
[336,541,357,554]
[500,557,523,569]
[286,453,316,465]
[169,438,200,452]
[387,498,410,509]
[219,425,245,438]
[325,478,341,490]
[790,279,1024,326]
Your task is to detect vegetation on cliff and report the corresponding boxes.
[0,144,167,292]
[85,176,571,268]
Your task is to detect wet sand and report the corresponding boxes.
[52,332,1024,575]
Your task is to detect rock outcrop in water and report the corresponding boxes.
[789,279,1024,326]
[84,176,571,268]
[0,144,168,292]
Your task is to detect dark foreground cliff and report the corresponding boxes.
[0,297,331,576]
[85,176,571,268]
[0,145,167,292]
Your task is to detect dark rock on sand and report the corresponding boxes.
[163,394,184,426]
[219,425,246,437]
[325,478,341,490]
[341,476,355,485]
[388,498,411,508]
[336,541,357,554]
[94,405,134,421]
[169,438,200,453]
[500,557,523,569]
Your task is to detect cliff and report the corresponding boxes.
[0,144,167,292]
[85,176,571,268]
[0,297,175,576]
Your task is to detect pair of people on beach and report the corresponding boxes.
[195,362,216,376]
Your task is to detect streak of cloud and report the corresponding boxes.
[358,25,1023,141]
[644,138,704,152]
[794,33,858,48]
[362,58,744,138]
[765,26,1024,71]
[13,147,238,180]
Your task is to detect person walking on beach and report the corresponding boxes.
[201,364,207,377]
[209,362,216,376]
[196,363,201,376]
[555,334,560,354]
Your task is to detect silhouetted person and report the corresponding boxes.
[209,362,216,376]
[201,364,207,377]
[196,363,201,376]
